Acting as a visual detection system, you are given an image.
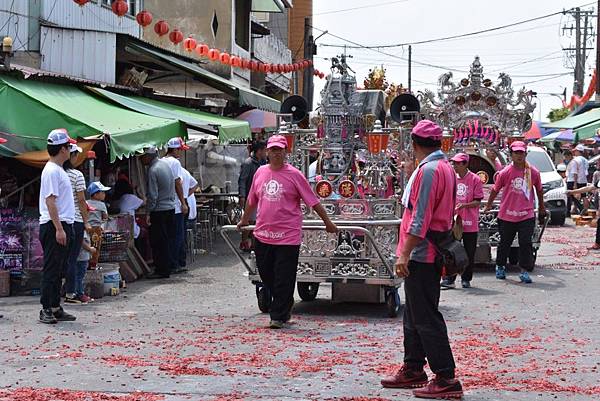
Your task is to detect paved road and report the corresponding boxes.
[1,224,599,401]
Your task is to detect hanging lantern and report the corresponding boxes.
[111,0,128,17]
[313,69,319,76]
[319,72,325,79]
[135,10,152,27]
[182,36,196,52]
[294,63,301,71]
[249,60,258,71]
[154,20,170,36]
[73,0,90,6]
[365,120,389,154]
[241,58,250,69]
[169,29,184,45]
[196,43,209,57]
[208,48,220,61]
[219,52,231,64]
[302,60,310,68]
[258,63,267,73]
[441,132,454,153]
[265,64,273,73]
[231,56,242,67]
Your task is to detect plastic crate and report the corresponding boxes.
[98,231,130,262]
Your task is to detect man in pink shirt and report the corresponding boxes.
[238,135,337,329]
[381,120,463,399]
[484,141,546,283]
[441,153,484,289]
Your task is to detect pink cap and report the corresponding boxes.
[450,153,469,163]
[411,120,442,140]
[267,135,288,149]
[0,137,6,144]
[510,141,527,152]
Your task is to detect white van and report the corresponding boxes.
[526,146,567,225]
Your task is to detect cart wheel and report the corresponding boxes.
[255,285,271,313]
[385,287,401,318]
[297,282,319,301]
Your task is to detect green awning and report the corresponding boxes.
[574,120,600,141]
[543,108,600,130]
[88,87,251,143]
[125,42,281,112]
[0,75,186,161]
[252,0,285,12]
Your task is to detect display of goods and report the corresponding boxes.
[99,231,130,263]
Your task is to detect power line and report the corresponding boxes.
[316,2,595,49]
[312,0,410,17]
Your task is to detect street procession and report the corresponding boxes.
[1,1,599,401]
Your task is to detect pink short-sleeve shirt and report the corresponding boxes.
[493,164,542,222]
[456,171,484,232]
[247,163,320,245]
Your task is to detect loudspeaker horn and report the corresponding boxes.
[390,93,421,122]
[281,95,309,123]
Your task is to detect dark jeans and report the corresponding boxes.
[254,238,300,322]
[39,222,74,310]
[150,209,175,276]
[567,182,586,214]
[172,213,185,269]
[444,232,478,283]
[403,260,456,376]
[64,221,84,295]
[496,218,535,271]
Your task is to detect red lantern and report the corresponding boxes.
[319,72,325,79]
[183,36,197,52]
[219,52,231,64]
[154,20,170,36]
[241,58,250,69]
[307,60,313,66]
[169,29,184,45]
[284,64,291,73]
[249,60,258,71]
[366,132,390,154]
[302,60,310,68]
[265,64,273,73]
[111,0,128,17]
[208,48,220,61]
[294,63,300,71]
[231,56,242,67]
[441,135,454,153]
[196,43,209,57]
[73,0,89,6]
[313,69,319,76]
[135,10,152,27]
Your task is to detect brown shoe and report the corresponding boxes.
[413,375,463,399]
[381,364,428,388]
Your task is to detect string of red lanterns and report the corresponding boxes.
[73,0,322,76]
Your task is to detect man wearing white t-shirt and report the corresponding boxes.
[161,137,190,273]
[38,129,78,324]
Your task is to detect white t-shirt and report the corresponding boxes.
[67,168,86,223]
[39,161,76,224]
[575,155,589,184]
[112,194,144,238]
[161,156,184,213]
[566,158,579,183]
[185,171,198,220]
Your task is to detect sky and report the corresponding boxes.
[312,0,595,122]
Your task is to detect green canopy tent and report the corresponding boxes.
[87,87,251,143]
[0,75,186,163]
[542,107,600,142]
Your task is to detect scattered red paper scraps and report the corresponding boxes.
[324,398,393,401]
[101,355,153,368]
[0,387,164,401]
[158,363,216,376]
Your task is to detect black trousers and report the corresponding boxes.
[496,218,535,272]
[39,222,74,310]
[445,232,478,283]
[596,217,600,245]
[403,260,456,376]
[567,182,586,213]
[150,209,175,276]
[254,238,300,321]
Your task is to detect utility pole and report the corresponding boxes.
[408,45,412,93]
[562,7,594,97]
[302,16,314,110]
[596,0,600,100]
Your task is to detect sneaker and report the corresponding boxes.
[39,309,57,324]
[78,294,93,304]
[53,307,76,322]
[65,295,82,304]
[495,265,506,280]
[519,271,533,284]
[440,278,455,289]
[381,364,428,389]
[461,280,471,288]
[269,320,285,329]
[413,375,463,399]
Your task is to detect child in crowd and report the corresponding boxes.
[86,182,111,267]
[71,231,96,303]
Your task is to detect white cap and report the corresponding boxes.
[69,143,83,153]
[575,144,587,152]
[556,163,567,172]
[144,146,158,155]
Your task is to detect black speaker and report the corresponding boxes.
[390,94,420,122]
[281,95,309,123]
